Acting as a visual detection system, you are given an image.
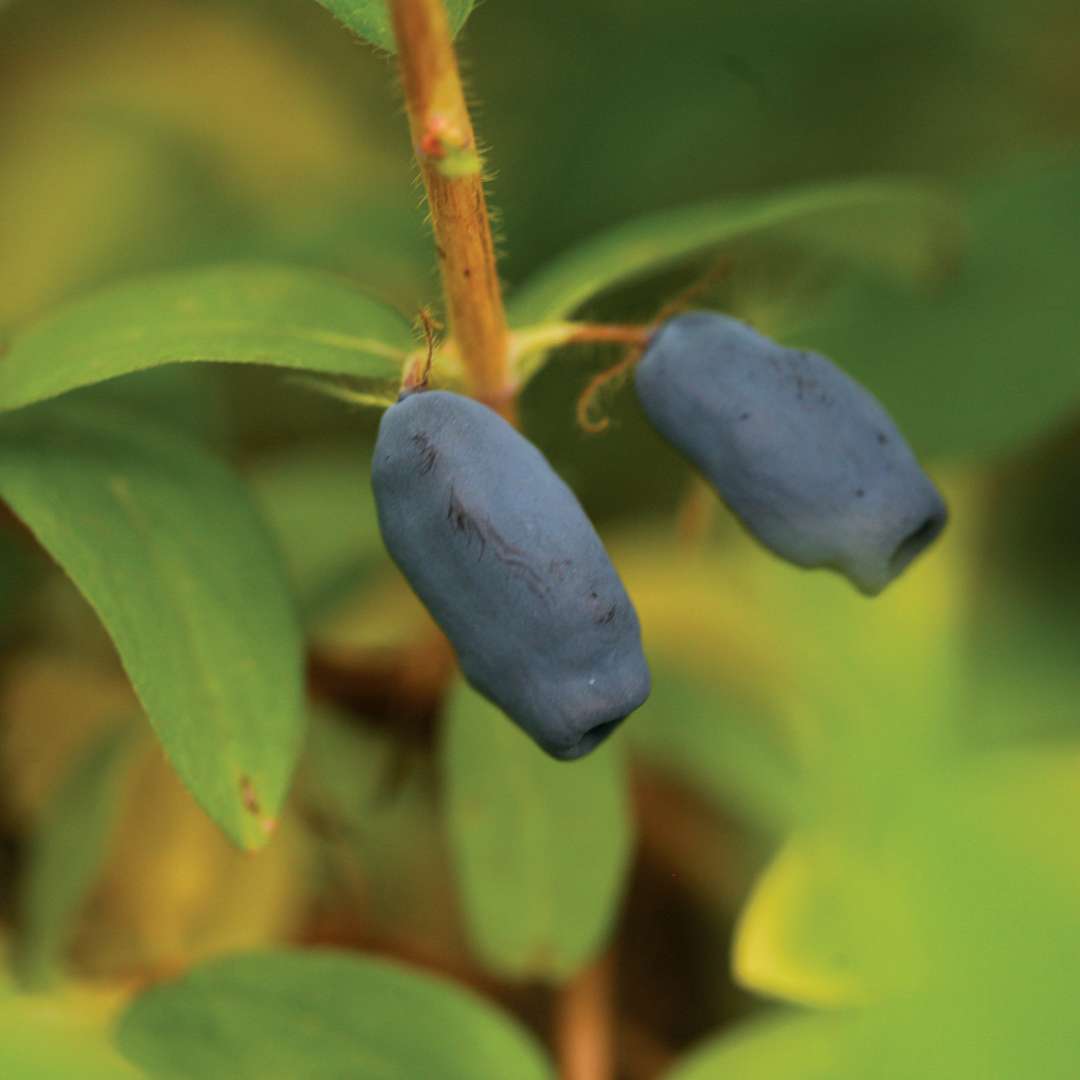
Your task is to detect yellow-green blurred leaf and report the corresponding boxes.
[115,949,552,1079]
[732,831,908,1007]
[16,722,140,989]
[442,681,632,981]
[628,669,799,834]
[0,982,141,1079]
[796,153,1080,459]
[668,1012,851,1080]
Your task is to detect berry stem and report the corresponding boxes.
[512,321,653,356]
[389,0,513,420]
[508,321,654,387]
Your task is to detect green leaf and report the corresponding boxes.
[667,1013,851,1080]
[299,708,455,929]
[627,669,799,834]
[0,264,412,414]
[17,723,140,989]
[732,831,880,1007]
[442,681,632,981]
[313,0,476,53]
[507,179,958,327]
[0,400,304,849]
[0,983,141,1079]
[793,154,1080,459]
[114,949,553,1079]
[247,444,386,625]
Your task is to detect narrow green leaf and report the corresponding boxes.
[792,154,1080,459]
[507,179,959,326]
[114,949,553,1079]
[442,681,632,981]
[313,0,475,53]
[247,444,386,625]
[0,264,412,413]
[17,723,140,989]
[0,400,304,849]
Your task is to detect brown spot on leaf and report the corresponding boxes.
[240,775,261,816]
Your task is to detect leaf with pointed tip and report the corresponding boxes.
[732,832,874,1007]
[0,263,412,414]
[0,400,304,849]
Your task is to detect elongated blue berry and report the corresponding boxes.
[635,312,947,594]
[373,390,650,758]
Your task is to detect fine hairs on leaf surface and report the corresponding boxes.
[0,263,413,414]
[114,949,554,1079]
[0,399,304,849]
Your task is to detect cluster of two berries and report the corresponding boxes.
[373,313,948,758]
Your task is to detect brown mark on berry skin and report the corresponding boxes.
[410,432,439,475]
[446,486,485,559]
[586,589,617,625]
[548,558,573,582]
[445,487,549,597]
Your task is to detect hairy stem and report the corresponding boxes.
[390,0,513,419]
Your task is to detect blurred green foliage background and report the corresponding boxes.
[1,0,1079,1076]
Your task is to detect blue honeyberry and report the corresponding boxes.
[634,311,948,595]
[372,389,650,758]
